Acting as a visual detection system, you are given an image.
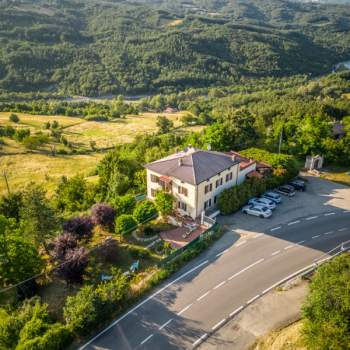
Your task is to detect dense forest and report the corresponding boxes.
[1,0,350,96]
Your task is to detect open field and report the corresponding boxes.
[0,111,204,195]
[0,152,103,195]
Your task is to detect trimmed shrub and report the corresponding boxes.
[91,203,116,229]
[115,214,137,236]
[111,194,136,216]
[133,200,158,224]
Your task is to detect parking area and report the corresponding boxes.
[218,174,350,234]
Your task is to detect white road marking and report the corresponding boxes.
[343,210,350,213]
[212,318,226,330]
[197,291,211,301]
[247,294,260,304]
[284,245,294,250]
[297,240,305,244]
[271,250,281,256]
[288,220,300,226]
[159,319,173,330]
[270,226,281,232]
[177,303,193,316]
[306,216,318,220]
[216,249,229,257]
[338,228,347,232]
[236,240,247,247]
[79,259,209,349]
[324,212,335,216]
[228,258,265,281]
[324,231,334,235]
[312,235,320,239]
[214,281,226,290]
[140,334,153,345]
[193,333,208,347]
[253,233,264,238]
[229,305,244,317]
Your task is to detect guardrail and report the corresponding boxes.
[193,239,350,348]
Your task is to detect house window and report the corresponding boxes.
[226,172,233,182]
[205,183,212,194]
[151,174,159,183]
[204,199,212,210]
[216,178,223,188]
[178,186,188,197]
[214,196,217,204]
[151,189,157,197]
[177,201,187,211]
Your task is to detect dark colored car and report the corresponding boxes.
[275,185,296,197]
[289,180,306,192]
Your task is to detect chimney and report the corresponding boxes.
[178,157,183,166]
[231,154,236,161]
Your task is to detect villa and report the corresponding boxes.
[145,147,246,219]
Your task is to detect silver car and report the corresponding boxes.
[242,204,272,218]
[262,191,282,204]
[248,197,276,210]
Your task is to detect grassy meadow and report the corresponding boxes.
[0,111,203,195]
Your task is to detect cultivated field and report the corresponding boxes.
[0,111,204,195]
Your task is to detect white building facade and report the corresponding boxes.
[145,147,240,220]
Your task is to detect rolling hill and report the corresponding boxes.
[0,0,350,96]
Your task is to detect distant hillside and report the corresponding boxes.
[0,0,350,96]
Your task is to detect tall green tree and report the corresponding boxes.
[20,183,58,254]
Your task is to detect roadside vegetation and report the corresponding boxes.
[251,254,350,350]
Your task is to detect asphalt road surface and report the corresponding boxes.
[80,209,350,350]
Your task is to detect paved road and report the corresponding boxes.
[80,210,350,350]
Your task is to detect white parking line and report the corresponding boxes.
[159,319,173,330]
[236,240,247,247]
[228,258,265,280]
[343,210,350,213]
[312,235,320,239]
[270,226,281,232]
[212,318,226,330]
[288,220,300,226]
[216,249,229,257]
[247,294,260,304]
[306,216,318,220]
[253,233,264,238]
[193,333,208,347]
[324,231,334,235]
[297,240,305,244]
[197,291,211,301]
[229,305,244,317]
[324,212,335,216]
[177,303,193,316]
[214,281,226,290]
[338,228,347,232]
[271,250,280,256]
[284,245,294,250]
[140,334,153,345]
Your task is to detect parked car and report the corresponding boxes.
[275,185,296,197]
[248,197,276,210]
[242,204,272,218]
[289,179,306,192]
[261,191,282,204]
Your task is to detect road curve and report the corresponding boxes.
[80,210,350,350]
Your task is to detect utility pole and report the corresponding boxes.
[278,128,283,154]
[2,170,10,195]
